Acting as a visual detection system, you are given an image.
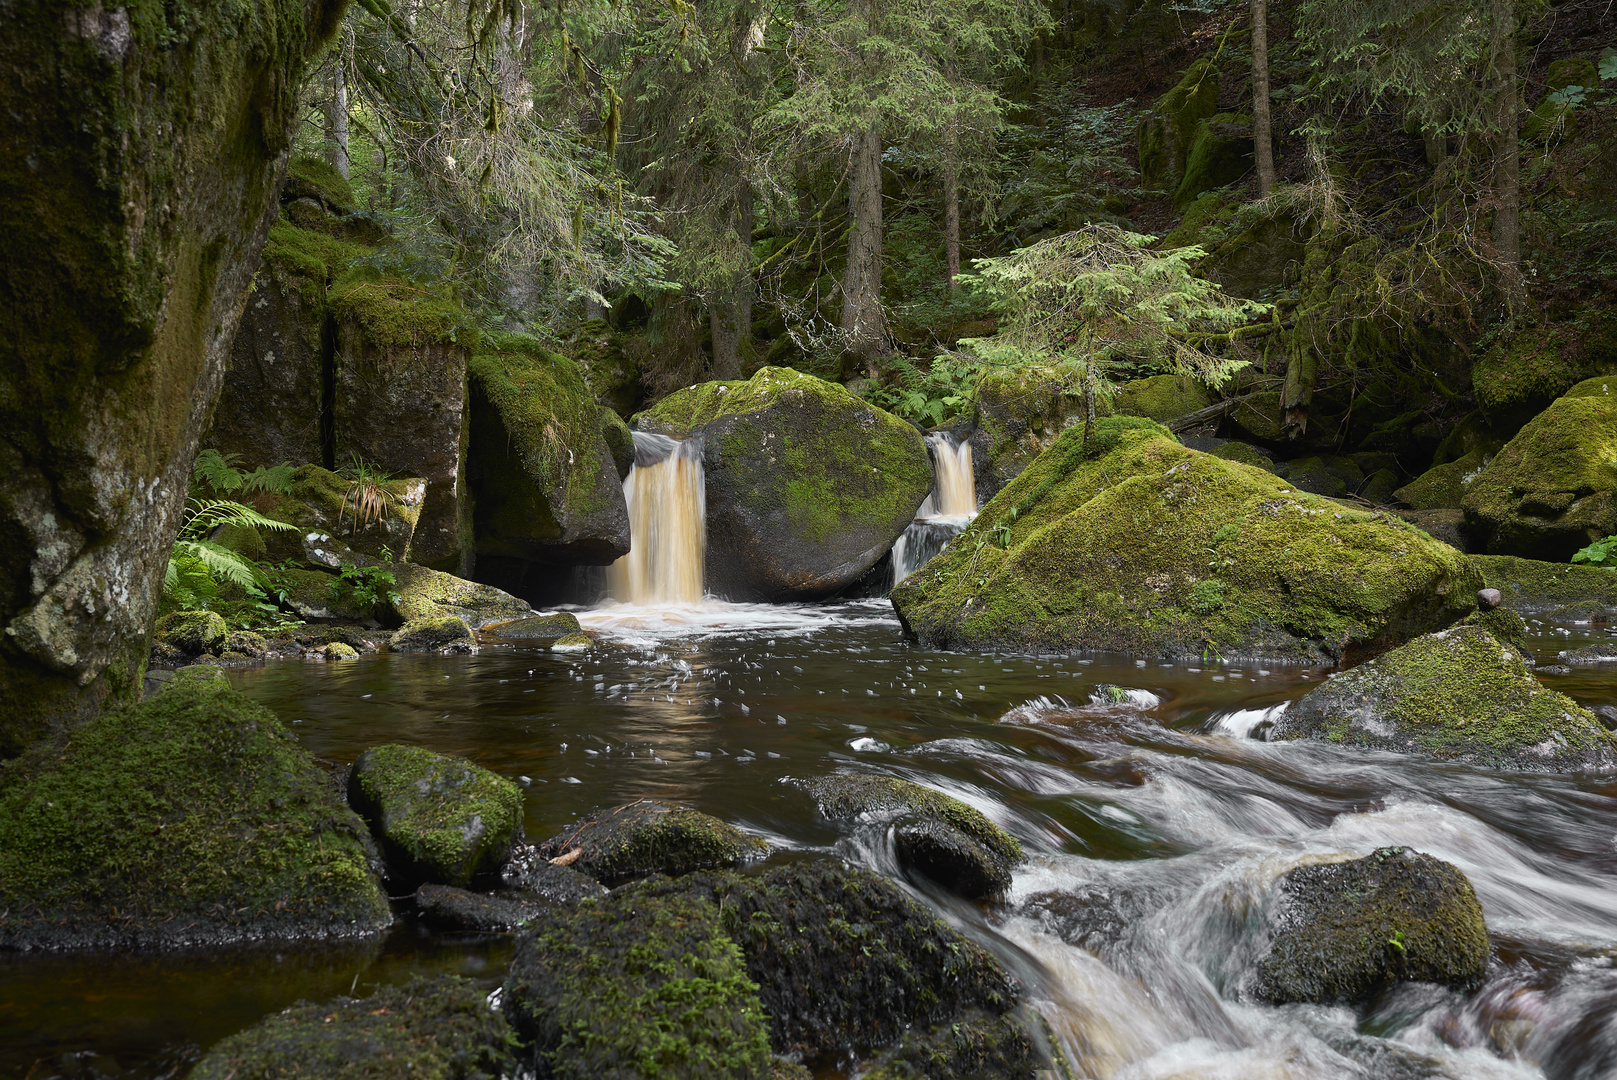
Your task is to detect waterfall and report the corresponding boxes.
[892,433,978,584]
[606,432,706,604]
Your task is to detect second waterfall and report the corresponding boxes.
[606,432,707,604]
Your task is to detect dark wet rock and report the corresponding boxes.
[1359,468,1401,506]
[388,564,531,628]
[1136,59,1219,194]
[713,863,1020,1058]
[801,774,1022,899]
[635,367,932,600]
[536,800,768,885]
[1277,455,1362,499]
[190,975,515,1080]
[1395,449,1492,511]
[1393,508,1470,551]
[1472,554,1617,620]
[503,876,773,1079]
[1270,625,1615,772]
[892,419,1480,662]
[0,0,344,755]
[277,566,384,623]
[1463,377,1617,560]
[499,844,608,904]
[389,616,477,654]
[1559,645,1617,667]
[1209,441,1276,472]
[1593,706,1617,731]
[483,612,583,640]
[893,819,1013,900]
[0,669,390,950]
[415,884,550,932]
[1024,884,1159,957]
[348,744,525,888]
[154,610,228,656]
[859,1009,1043,1080]
[1250,848,1489,1005]
[223,631,269,658]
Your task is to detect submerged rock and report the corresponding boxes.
[415,884,550,932]
[1250,848,1489,1005]
[348,744,525,887]
[1463,377,1617,560]
[503,876,774,1079]
[801,774,1022,900]
[891,418,1479,662]
[389,616,478,654]
[1270,625,1615,772]
[551,633,592,652]
[467,334,631,571]
[191,976,515,1080]
[536,800,768,885]
[483,612,583,640]
[635,367,932,600]
[0,670,390,950]
[715,863,1020,1058]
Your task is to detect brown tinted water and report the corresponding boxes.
[6,600,1617,1079]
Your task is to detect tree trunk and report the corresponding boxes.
[736,180,754,349]
[841,126,886,376]
[1250,0,1274,196]
[711,304,741,379]
[327,61,350,180]
[1490,0,1523,310]
[944,133,961,292]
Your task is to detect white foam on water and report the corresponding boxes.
[1210,703,1290,739]
[575,598,898,646]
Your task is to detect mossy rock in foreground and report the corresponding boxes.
[536,800,769,885]
[389,615,477,654]
[191,975,516,1080]
[1462,377,1617,561]
[859,1009,1043,1080]
[1270,625,1616,772]
[503,876,774,1080]
[348,744,525,887]
[891,419,1480,662]
[388,564,531,628]
[0,669,390,950]
[634,367,931,600]
[482,612,583,640]
[154,609,228,655]
[1249,848,1489,1005]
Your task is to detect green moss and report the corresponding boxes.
[1273,625,1615,770]
[1472,312,1617,429]
[538,801,769,886]
[1251,848,1489,1004]
[1112,374,1214,423]
[801,775,1022,862]
[1137,59,1220,192]
[1210,441,1275,471]
[389,564,530,627]
[1471,554,1617,618]
[284,153,356,212]
[503,877,774,1080]
[562,319,643,416]
[261,219,375,306]
[324,641,360,660]
[969,363,1083,492]
[892,426,1480,661]
[483,612,584,639]
[348,744,524,888]
[1173,112,1254,210]
[468,333,622,549]
[388,615,476,653]
[1462,380,1617,560]
[1395,449,1491,510]
[0,669,389,949]
[191,975,516,1080]
[154,609,228,654]
[552,632,593,651]
[859,1010,1040,1080]
[330,267,472,351]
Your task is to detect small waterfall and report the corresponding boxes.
[892,433,978,584]
[606,432,706,604]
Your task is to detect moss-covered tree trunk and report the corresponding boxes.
[0,0,345,755]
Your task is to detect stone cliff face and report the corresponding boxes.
[0,0,347,754]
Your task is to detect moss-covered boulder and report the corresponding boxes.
[859,1011,1042,1080]
[389,616,477,654]
[323,641,360,661]
[191,976,516,1080]
[892,419,1480,661]
[1249,848,1489,1005]
[348,744,525,888]
[467,334,631,572]
[635,367,932,600]
[502,876,774,1080]
[1111,374,1214,423]
[552,632,592,652]
[536,800,769,886]
[1395,508,1469,550]
[968,363,1082,500]
[1209,441,1275,471]
[154,610,229,656]
[1395,449,1492,510]
[1173,112,1254,210]
[1463,377,1617,560]
[1471,312,1617,432]
[1229,385,1287,442]
[483,612,583,640]
[388,564,530,627]
[1276,455,1363,499]
[330,270,473,574]
[563,318,644,417]
[801,775,1022,899]
[257,464,426,570]
[0,0,345,753]
[1270,625,1616,771]
[1524,57,1601,142]
[1136,59,1220,193]
[276,566,385,623]
[1472,554,1617,619]
[415,884,551,933]
[0,670,390,949]
[714,863,1020,1058]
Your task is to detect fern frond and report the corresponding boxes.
[241,463,297,495]
[173,539,264,593]
[180,498,299,539]
[193,449,244,493]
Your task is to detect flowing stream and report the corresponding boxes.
[893,432,978,584]
[10,458,1617,1080]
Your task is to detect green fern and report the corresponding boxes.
[162,496,299,606]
